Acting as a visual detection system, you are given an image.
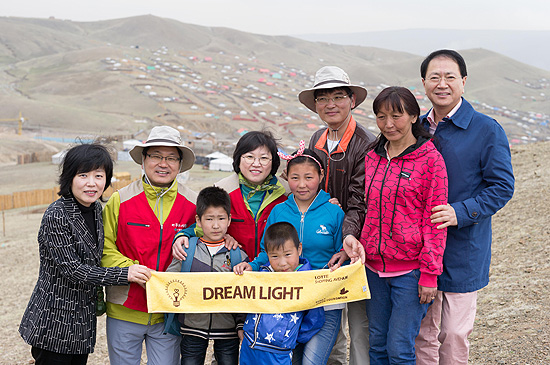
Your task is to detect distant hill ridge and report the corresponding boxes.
[0,15,549,147]
[296,29,550,72]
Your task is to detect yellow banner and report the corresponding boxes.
[146,261,370,313]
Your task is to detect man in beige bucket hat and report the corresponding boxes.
[299,66,375,365]
[102,126,198,365]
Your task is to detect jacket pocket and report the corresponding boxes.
[127,222,150,227]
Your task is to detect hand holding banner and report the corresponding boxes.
[146,261,369,314]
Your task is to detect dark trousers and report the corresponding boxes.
[180,335,239,365]
[31,347,88,365]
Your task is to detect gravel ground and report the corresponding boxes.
[1,142,549,364]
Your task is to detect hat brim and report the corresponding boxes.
[129,142,195,173]
[298,83,368,113]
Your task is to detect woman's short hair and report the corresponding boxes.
[232,130,280,177]
[58,143,114,199]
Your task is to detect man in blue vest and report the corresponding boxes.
[414,50,515,364]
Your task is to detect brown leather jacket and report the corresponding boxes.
[309,116,375,238]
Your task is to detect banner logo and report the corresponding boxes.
[165,280,187,307]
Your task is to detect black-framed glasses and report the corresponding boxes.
[146,154,181,164]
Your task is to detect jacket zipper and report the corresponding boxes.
[254,221,259,258]
[251,314,262,348]
[300,212,305,242]
[378,159,393,272]
[206,252,214,340]
[127,222,150,227]
[150,195,164,325]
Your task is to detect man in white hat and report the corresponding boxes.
[101,126,198,365]
[299,66,375,365]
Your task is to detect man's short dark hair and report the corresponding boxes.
[420,49,468,79]
[264,222,300,253]
[196,186,231,218]
[58,143,113,200]
[232,130,280,176]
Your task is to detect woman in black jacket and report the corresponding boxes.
[19,143,151,365]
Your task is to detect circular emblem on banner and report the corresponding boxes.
[166,280,187,307]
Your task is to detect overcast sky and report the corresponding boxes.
[4,0,550,35]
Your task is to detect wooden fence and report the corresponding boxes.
[0,178,137,211]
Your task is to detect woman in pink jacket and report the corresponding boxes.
[360,87,448,364]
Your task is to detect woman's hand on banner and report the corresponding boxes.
[343,235,365,264]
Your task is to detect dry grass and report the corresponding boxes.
[2,142,550,363]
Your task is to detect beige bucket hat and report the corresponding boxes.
[298,66,368,112]
[129,126,195,172]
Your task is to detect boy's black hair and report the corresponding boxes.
[196,186,231,218]
[420,49,468,79]
[58,143,113,200]
[264,222,300,253]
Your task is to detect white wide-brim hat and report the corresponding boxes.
[129,126,195,173]
[298,66,368,112]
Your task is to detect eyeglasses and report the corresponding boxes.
[425,75,461,84]
[241,155,272,166]
[315,95,349,106]
[146,154,181,164]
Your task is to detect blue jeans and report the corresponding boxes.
[365,269,429,365]
[181,335,239,365]
[292,309,342,365]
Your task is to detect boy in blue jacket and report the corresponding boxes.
[238,222,324,364]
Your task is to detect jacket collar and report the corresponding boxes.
[422,97,474,130]
[60,196,103,261]
[287,189,330,214]
[261,257,312,272]
[314,116,358,154]
[142,176,178,200]
[374,135,432,160]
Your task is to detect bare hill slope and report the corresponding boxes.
[0,15,549,152]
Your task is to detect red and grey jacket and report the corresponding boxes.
[360,136,448,287]
[216,173,287,259]
[103,179,197,314]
